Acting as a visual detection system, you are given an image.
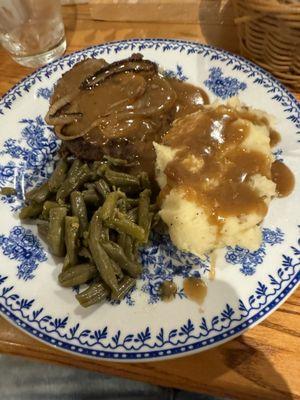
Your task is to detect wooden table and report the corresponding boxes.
[0,4,299,400]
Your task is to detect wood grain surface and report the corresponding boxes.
[0,4,299,400]
[89,0,234,25]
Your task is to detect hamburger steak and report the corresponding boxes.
[45,54,209,177]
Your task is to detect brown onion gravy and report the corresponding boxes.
[163,105,294,230]
[168,78,209,119]
[183,277,207,304]
[63,72,209,178]
[65,74,209,141]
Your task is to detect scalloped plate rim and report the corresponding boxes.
[1,38,299,108]
[0,270,298,362]
[0,38,299,362]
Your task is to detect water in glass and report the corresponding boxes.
[0,0,66,67]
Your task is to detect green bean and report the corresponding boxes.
[36,219,49,239]
[118,198,127,213]
[63,254,70,272]
[89,162,106,181]
[117,231,126,250]
[78,247,93,262]
[111,276,136,301]
[111,258,124,280]
[84,182,96,190]
[104,155,137,167]
[98,191,123,221]
[59,263,98,287]
[124,235,135,261]
[56,161,89,202]
[138,189,151,242]
[81,230,89,248]
[105,168,140,191]
[127,207,138,223]
[0,187,16,196]
[82,189,100,207]
[148,212,154,233]
[124,198,139,209]
[101,240,142,278]
[19,152,160,308]
[26,182,50,204]
[41,201,62,219]
[91,161,103,171]
[116,199,126,249]
[70,191,88,235]
[19,203,43,219]
[48,159,69,193]
[101,225,110,242]
[116,199,129,253]
[138,190,150,224]
[68,159,83,175]
[95,178,110,199]
[132,239,141,257]
[47,206,67,257]
[81,239,88,250]
[76,279,109,308]
[139,172,151,189]
[106,211,146,242]
[77,163,91,183]
[65,216,80,267]
[88,211,118,292]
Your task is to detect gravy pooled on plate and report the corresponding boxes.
[271,160,295,197]
[183,277,207,305]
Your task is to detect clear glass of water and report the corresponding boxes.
[0,0,66,68]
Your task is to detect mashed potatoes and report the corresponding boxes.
[155,100,276,257]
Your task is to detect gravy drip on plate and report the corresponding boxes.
[271,160,295,197]
[163,105,294,232]
[269,129,281,147]
[183,277,207,304]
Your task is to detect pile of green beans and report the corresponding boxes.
[19,156,156,308]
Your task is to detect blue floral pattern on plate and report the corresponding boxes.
[204,67,247,99]
[36,87,53,100]
[0,39,298,361]
[163,65,188,81]
[273,148,284,162]
[225,228,284,276]
[0,116,58,210]
[0,236,298,357]
[138,233,209,304]
[0,226,47,281]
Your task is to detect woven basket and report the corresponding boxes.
[233,0,300,90]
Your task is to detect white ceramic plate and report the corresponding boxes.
[0,39,299,362]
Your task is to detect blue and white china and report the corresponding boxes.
[0,39,298,361]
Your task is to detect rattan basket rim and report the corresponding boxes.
[234,0,300,14]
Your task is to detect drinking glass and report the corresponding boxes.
[0,0,66,68]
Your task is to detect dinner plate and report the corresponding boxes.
[0,39,299,362]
